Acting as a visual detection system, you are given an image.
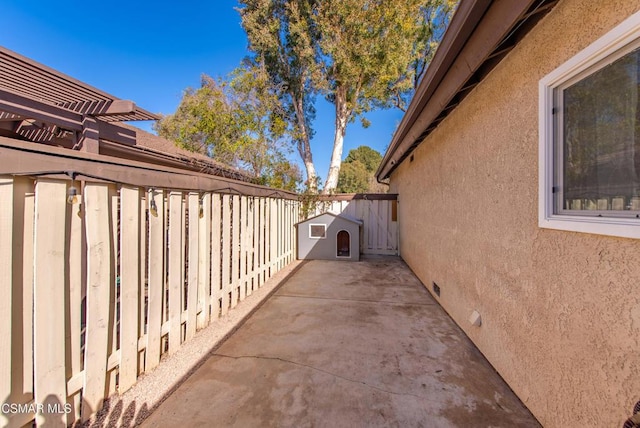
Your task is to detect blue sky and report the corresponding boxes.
[0,0,404,183]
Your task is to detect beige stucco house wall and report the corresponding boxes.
[388,0,640,426]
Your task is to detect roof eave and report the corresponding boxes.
[376,0,556,181]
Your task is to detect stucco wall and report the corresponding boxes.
[389,1,640,426]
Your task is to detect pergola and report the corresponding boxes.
[0,46,157,151]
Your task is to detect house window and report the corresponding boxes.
[309,224,326,239]
[539,11,640,239]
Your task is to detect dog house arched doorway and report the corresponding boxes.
[337,230,350,258]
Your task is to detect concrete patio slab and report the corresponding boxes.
[142,256,539,427]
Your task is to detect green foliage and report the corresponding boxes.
[154,64,301,191]
[336,160,369,193]
[344,146,383,173]
[337,145,387,193]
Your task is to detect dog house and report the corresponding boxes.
[296,212,363,261]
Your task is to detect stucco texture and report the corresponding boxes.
[389,1,640,427]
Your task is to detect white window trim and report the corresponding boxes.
[538,9,640,239]
[308,223,326,239]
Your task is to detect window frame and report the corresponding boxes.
[308,223,327,239]
[539,10,640,239]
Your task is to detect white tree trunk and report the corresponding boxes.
[294,97,319,192]
[323,111,347,194]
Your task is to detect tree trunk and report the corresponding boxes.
[323,89,349,194]
[294,97,318,192]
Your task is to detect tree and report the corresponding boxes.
[344,146,383,173]
[337,145,387,193]
[239,0,454,194]
[389,0,457,111]
[154,64,301,191]
[336,160,369,193]
[237,0,320,191]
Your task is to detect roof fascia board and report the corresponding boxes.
[377,0,535,180]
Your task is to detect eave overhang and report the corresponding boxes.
[376,0,558,181]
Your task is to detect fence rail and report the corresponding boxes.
[0,175,299,427]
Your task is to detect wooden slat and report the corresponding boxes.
[167,192,183,353]
[239,196,247,302]
[146,189,165,370]
[210,194,221,318]
[262,198,268,283]
[221,195,231,315]
[248,197,256,295]
[198,193,211,329]
[32,179,67,427]
[278,199,283,270]
[231,195,240,308]
[138,189,147,374]
[20,181,35,400]
[66,179,83,422]
[0,178,13,428]
[119,186,141,392]
[10,178,33,414]
[107,186,118,396]
[186,193,199,340]
[82,183,113,421]
[271,199,277,276]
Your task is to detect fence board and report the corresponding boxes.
[168,192,183,353]
[246,197,254,296]
[239,196,247,302]
[64,180,83,422]
[0,178,13,427]
[262,198,268,283]
[221,195,231,315]
[107,187,118,396]
[31,180,68,426]
[138,191,147,374]
[231,195,240,308]
[82,183,113,421]
[9,178,30,410]
[269,199,276,277]
[119,186,141,393]
[186,193,199,340]
[211,194,221,318]
[198,193,211,329]
[146,189,165,371]
[252,197,260,290]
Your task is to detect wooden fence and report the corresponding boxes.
[0,175,299,427]
[306,195,398,255]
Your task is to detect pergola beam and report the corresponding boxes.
[0,88,136,146]
[97,100,136,116]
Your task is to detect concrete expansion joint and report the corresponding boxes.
[212,352,425,399]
